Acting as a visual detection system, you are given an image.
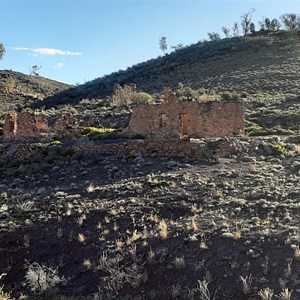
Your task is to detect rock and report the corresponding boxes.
[132,156,145,166]
[165,160,180,169]
[203,148,214,159]
[0,212,9,220]
[0,204,9,212]
[222,232,234,238]
[282,213,292,223]
[241,156,256,163]
[37,187,46,195]
[292,161,300,167]
[263,144,273,155]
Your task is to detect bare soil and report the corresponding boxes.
[0,148,300,299]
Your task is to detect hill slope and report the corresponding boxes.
[1,31,300,133]
[0,70,71,111]
[41,30,300,107]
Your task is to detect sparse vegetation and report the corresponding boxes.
[1,140,300,298]
[24,262,64,293]
[1,9,300,300]
[81,127,117,140]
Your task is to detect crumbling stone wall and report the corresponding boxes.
[2,112,78,140]
[125,93,244,139]
[0,137,245,161]
[72,137,243,159]
[35,115,48,130]
[3,113,18,140]
[3,112,47,140]
[52,113,79,138]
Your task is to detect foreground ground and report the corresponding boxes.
[0,138,300,299]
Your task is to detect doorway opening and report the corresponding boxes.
[179,113,189,137]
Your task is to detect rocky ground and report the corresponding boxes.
[0,136,300,300]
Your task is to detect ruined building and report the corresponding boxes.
[125,90,244,139]
[2,90,244,142]
[3,112,78,140]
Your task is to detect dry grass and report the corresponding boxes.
[186,218,198,231]
[86,183,95,193]
[83,259,92,270]
[77,233,86,243]
[258,287,274,300]
[277,288,293,300]
[294,245,300,259]
[149,213,160,223]
[115,239,125,250]
[158,220,168,239]
[240,275,252,295]
[126,231,141,245]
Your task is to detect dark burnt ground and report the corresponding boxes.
[0,153,300,299]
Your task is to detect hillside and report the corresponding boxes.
[0,70,71,111]
[40,30,300,107]
[1,31,300,133]
[1,136,300,299]
[29,30,300,134]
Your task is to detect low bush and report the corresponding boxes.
[24,261,64,293]
[246,124,294,136]
[80,127,118,140]
[131,92,153,105]
[270,143,288,155]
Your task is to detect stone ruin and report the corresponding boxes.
[125,89,244,139]
[2,89,244,142]
[1,90,245,160]
[2,112,78,140]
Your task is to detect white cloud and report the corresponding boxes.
[12,47,82,56]
[54,62,64,69]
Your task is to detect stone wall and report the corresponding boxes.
[73,138,243,159]
[2,112,78,140]
[3,112,46,140]
[125,96,244,139]
[0,137,245,161]
[3,113,18,140]
[51,113,79,138]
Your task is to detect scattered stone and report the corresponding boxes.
[222,232,234,238]
[0,204,9,212]
[241,156,256,163]
[37,187,46,195]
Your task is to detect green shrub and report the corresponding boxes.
[81,127,115,134]
[220,91,239,101]
[246,124,294,136]
[271,143,288,155]
[80,126,118,140]
[131,92,153,105]
[220,91,232,100]
[273,127,294,135]
[246,124,268,136]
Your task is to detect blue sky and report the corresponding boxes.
[0,0,299,85]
